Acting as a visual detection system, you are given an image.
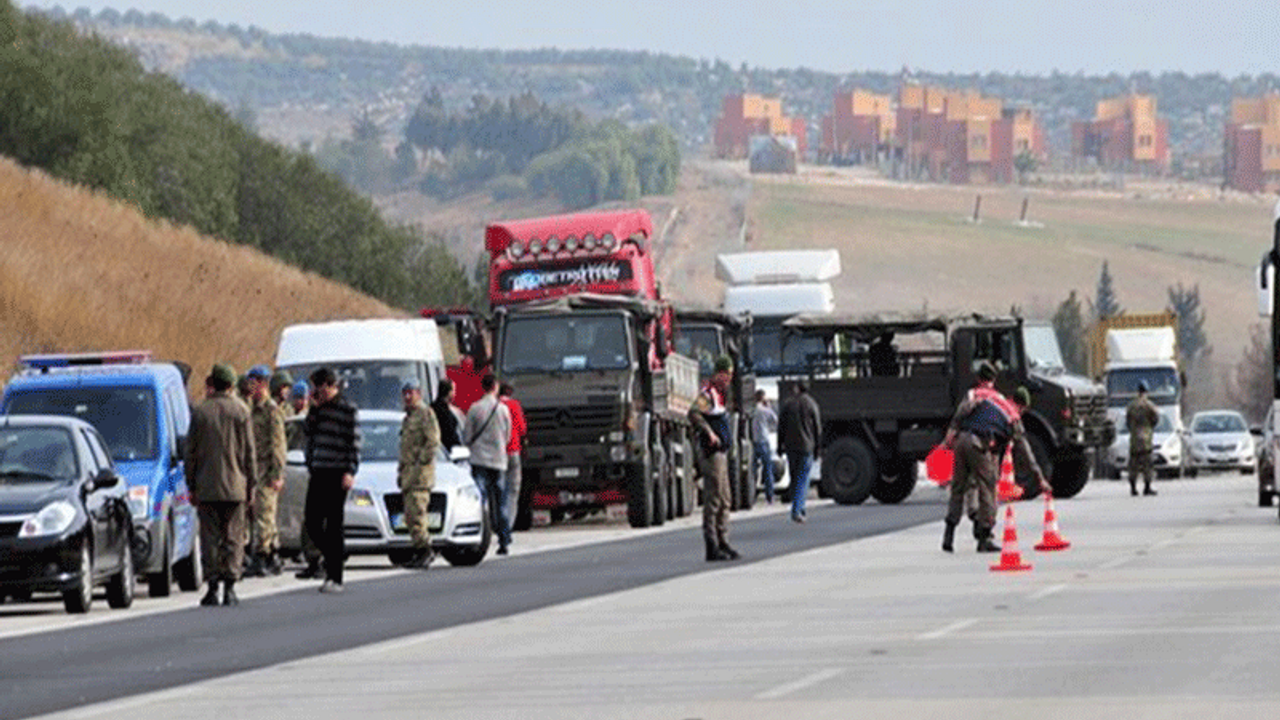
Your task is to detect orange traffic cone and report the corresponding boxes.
[996,447,1023,502]
[990,505,1033,572]
[1033,491,1071,551]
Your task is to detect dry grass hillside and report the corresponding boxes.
[0,156,400,393]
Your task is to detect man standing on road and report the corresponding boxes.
[398,379,440,569]
[244,365,287,578]
[186,363,257,607]
[941,385,1048,553]
[304,368,360,593]
[690,355,739,561]
[465,374,512,555]
[751,389,779,504]
[499,382,527,535]
[432,378,465,452]
[778,380,821,523]
[1126,381,1160,497]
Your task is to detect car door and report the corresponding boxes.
[83,428,127,573]
[75,429,114,576]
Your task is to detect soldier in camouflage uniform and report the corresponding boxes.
[1126,381,1160,497]
[398,378,440,569]
[244,365,288,576]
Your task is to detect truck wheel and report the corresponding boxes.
[871,464,917,504]
[651,443,667,527]
[147,525,173,598]
[1016,434,1053,500]
[1259,489,1274,508]
[739,435,756,511]
[821,437,875,505]
[627,459,655,529]
[174,530,202,593]
[678,436,695,517]
[1051,452,1090,499]
[512,480,534,532]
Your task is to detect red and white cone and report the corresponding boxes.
[1033,491,1071,551]
[990,504,1033,572]
[996,447,1023,502]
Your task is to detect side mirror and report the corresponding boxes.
[449,446,471,464]
[89,470,120,491]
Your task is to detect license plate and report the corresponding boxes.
[427,512,443,531]
[554,466,580,478]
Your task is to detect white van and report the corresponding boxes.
[275,319,447,411]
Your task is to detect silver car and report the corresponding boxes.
[1185,410,1256,477]
[279,410,490,567]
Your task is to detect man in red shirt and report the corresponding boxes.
[498,382,526,552]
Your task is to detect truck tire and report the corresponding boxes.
[627,458,655,529]
[1051,452,1090,499]
[513,479,534,532]
[738,435,756,511]
[821,437,876,505]
[679,435,696,517]
[651,442,667,527]
[147,525,173,598]
[174,529,202,593]
[871,463,917,504]
[1016,434,1053,500]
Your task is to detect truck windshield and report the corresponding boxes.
[5,387,157,462]
[751,325,828,376]
[279,362,422,411]
[1106,368,1180,405]
[674,326,722,376]
[1022,325,1066,371]
[501,314,630,373]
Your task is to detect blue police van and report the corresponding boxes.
[2,351,201,596]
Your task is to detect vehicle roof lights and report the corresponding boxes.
[20,351,153,370]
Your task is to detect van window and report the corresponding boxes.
[6,387,158,462]
[279,361,421,411]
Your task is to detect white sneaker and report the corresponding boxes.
[318,580,344,594]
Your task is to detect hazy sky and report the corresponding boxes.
[20,0,1280,76]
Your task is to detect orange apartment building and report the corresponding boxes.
[1071,94,1169,173]
[820,90,896,163]
[1225,94,1280,193]
[714,93,807,160]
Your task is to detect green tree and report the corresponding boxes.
[1014,150,1038,184]
[1227,323,1270,423]
[1052,289,1089,375]
[1167,282,1211,365]
[1095,261,1123,321]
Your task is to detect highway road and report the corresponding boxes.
[6,474,1280,719]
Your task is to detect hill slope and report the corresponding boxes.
[0,156,399,388]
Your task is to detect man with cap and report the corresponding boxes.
[244,364,288,577]
[397,378,440,568]
[1126,380,1160,497]
[689,355,740,561]
[186,363,257,606]
[270,370,294,414]
[941,382,1048,553]
[289,380,311,417]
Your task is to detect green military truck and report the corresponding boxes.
[779,313,1113,503]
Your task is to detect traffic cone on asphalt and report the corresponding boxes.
[990,504,1033,572]
[1033,491,1072,552]
[996,447,1024,502]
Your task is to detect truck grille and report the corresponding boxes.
[526,403,618,443]
[1072,393,1111,445]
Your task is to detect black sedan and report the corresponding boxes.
[0,415,135,613]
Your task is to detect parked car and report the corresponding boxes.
[1257,405,1276,507]
[1185,410,1256,477]
[0,415,135,613]
[1107,412,1184,479]
[1,352,201,597]
[278,410,491,567]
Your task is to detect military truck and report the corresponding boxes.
[779,312,1113,503]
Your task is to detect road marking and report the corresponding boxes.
[754,668,845,700]
[1097,556,1132,570]
[1028,583,1067,601]
[916,618,978,641]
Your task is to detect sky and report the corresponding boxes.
[19,0,1280,77]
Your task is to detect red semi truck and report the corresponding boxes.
[485,209,700,529]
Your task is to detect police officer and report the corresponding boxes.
[941,384,1047,553]
[398,378,440,569]
[1126,380,1160,497]
[690,355,739,562]
[244,365,287,577]
[186,363,256,606]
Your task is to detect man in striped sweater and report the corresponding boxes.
[304,367,361,593]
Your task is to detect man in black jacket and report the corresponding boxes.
[779,381,822,523]
[431,378,465,452]
[304,368,360,593]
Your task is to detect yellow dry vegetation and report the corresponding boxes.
[0,156,401,394]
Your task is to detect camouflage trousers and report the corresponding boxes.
[945,432,997,537]
[702,452,731,547]
[403,485,432,549]
[253,484,280,554]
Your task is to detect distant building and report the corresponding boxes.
[1225,94,1280,193]
[1071,94,1169,173]
[820,90,895,164]
[893,85,1043,184]
[715,94,807,160]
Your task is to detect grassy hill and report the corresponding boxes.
[0,156,399,391]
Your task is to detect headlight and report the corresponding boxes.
[127,485,149,519]
[348,488,374,507]
[19,501,78,538]
[458,483,482,504]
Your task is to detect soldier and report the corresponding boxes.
[270,370,294,411]
[186,363,257,606]
[397,378,440,569]
[1126,380,1160,497]
[244,365,287,577]
[290,380,311,417]
[940,385,1047,553]
[690,355,739,562]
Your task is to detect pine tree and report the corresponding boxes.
[1095,261,1123,320]
[1167,282,1211,364]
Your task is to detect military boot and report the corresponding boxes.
[222,580,239,606]
[200,580,221,607]
[265,551,283,576]
[243,553,265,578]
[1143,484,1157,496]
[975,527,1001,553]
[1129,480,1139,497]
[941,521,957,553]
[705,539,728,562]
[719,543,741,560]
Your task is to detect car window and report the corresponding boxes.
[79,430,102,475]
[0,426,79,480]
[1193,414,1246,434]
[86,428,114,471]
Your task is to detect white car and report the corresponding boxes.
[1108,412,1184,479]
[280,410,490,567]
[1185,410,1256,477]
